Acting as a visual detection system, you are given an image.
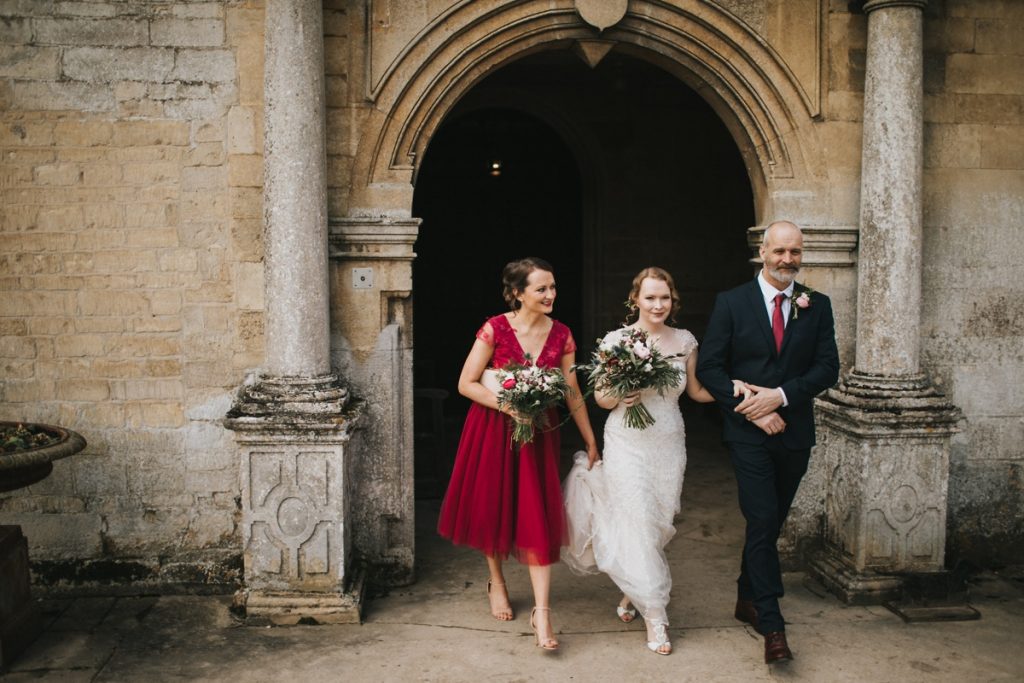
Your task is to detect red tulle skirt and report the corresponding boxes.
[437,403,565,566]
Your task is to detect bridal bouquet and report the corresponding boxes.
[575,327,684,429]
[495,356,571,445]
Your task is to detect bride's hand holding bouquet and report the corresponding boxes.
[575,327,684,430]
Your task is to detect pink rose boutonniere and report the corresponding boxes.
[792,288,814,319]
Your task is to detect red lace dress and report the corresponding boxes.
[437,313,576,566]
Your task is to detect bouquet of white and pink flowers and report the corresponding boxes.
[575,327,684,429]
[494,356,571,445]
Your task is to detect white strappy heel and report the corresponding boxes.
[646,622,672,655]
[616,603,637,623]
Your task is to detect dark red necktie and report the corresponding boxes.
[772,293,786,354]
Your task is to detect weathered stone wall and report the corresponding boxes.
[917,0,1024,566]
[0,0,266,589]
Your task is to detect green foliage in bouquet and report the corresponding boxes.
[495,356,571,445]
[575,327,684,429]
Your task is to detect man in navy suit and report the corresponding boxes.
[696,221,839,664]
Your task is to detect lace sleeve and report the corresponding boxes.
[563,329,577,355]
[475,321,496,346]
[602,328,626,346]
[678,329,698,358]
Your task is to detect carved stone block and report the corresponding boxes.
[226,378,363,622]
[242,447,348,592]
[811,373,961,604]
[820,426,948,572]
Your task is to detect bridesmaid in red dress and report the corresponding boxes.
[437,257,599,651]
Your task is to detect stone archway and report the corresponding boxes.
[330,0,858,587]
[348,0,828,216]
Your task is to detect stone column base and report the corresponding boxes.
[809,548,980,621]
[0,526,42,672]
[808,548,903,606]
[234,564,366,625]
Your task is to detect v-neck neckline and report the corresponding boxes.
[504,314,554,363]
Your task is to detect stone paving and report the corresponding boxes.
[5,439,1023,682]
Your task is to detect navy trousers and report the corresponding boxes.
[728,438,810,634]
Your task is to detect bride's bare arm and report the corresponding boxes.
[685,350,749,403]
[684,350,717,403]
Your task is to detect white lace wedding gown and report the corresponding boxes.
[564,327,697,631]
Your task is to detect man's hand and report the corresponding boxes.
[751,412,786,435]
[735,384,784,420]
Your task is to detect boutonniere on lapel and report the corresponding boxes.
[792,287,814,319]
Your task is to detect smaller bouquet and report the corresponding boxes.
[575,327,684,430]
[495,356,571,445]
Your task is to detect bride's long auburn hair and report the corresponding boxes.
[626,267,682,323]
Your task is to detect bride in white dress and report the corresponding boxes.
[565,267,730,655]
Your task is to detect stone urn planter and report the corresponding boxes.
[1,422,86,492]
[0,421,86,672]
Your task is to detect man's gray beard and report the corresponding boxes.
[768,267,799,284]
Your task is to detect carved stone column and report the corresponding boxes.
[810,0,962,607]
[225,0,361,624]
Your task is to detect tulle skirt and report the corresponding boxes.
[437,403,565,566]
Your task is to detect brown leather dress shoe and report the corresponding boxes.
[763,631,793,664]
[734,599,759,631]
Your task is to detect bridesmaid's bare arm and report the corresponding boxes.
[561,350,601,467]
[457,325,505,413]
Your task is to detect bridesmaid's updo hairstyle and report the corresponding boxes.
[502,257,554,311]
[627,266,681,322]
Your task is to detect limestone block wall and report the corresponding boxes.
[0,0,265,589]
[917,1,1024,566]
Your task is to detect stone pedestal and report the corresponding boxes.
[811,373,960,604]
[225,376,363,624]
[0,526,41,672]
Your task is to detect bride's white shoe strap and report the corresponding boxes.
[646,622,671,653]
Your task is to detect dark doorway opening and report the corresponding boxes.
[411,108,583,496]
[411,49,755,498]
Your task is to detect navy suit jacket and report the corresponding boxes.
[696,278,840,450]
